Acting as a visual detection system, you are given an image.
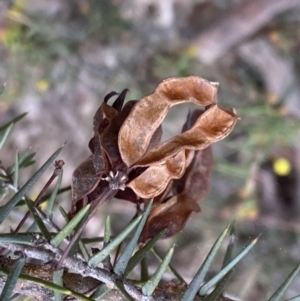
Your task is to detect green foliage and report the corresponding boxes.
[113,200,152,276]
[50,204,90,247]
[269,264,300,301]
[0,146,63,223]
[88,215,142,267]
[142,246,174,296]
[0,258,25,301]
[0,109,299,301]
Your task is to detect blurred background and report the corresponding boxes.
[1,0,300,300]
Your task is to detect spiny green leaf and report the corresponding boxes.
[114,200,152,276]
[26,221,38,232]
[100,216,112,268]
[152,246,185,283]
[25,198,51,240]
[0,145,64,224]
[0,123,13,149]
[53,269,64,301]
[41,186,70,204]
[0,113,27,133]
[0,187,9,203]
[104,216,111,245]
[221,222,235,269]
[50,204,90,247]
[68,206,92,257]
[13,151,19,188]
[285,296,300,301]
[58,204,69,222]
[140,256,149,282]
[0,173,7,181]
[268,264,300,301]
[78,240,89,261]
[88,215,142,267]
[142,246,174,296]
[0,83,5,95]
[0,258,25,301]
[0,270,94,301]
[181,222,231,301]
[125,229,166,277]
[51,204,91,247]
[16,186,70,208]
[199,236,259,296]
[114,280,135,301]
[0,234,32,244]
[9,293,19,300]
[203,270,233,301]
[90,283,109,300]
[9,149,36,175]
[45,169,63,218]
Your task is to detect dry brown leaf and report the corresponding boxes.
[71,155,102,203]
[175,147,213,201]
[71,91,130,211]
[118,76,219,167]
[186,147,213,201]
[140,193,201,241]
[101,99,137,169]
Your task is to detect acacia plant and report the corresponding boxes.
[0,77,299,301]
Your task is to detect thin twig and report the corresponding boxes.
[14,160,64,233]
[56,186,117,270]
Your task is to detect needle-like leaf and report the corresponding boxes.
[88,216,142,267]
[8,149,35,175]
[90,283,109,300]
[114,200,152,276]
[203,270,233,301]
[58,204,69,222]
[25,198,51,240]
[151,246,185,283]
[268,264,300,301]
[181,222,231,301]
[78,240,90,261]
[45,170,63,218]
[104,216,111,244]
[142,246,174,296]
[0,234,32,244]
[0,146,64,224]
[0,270,94,301]
[13,151,19,188]
[285,296,300,301]
[50,204,90,247]
[125,229,166,277]
[221,222,235,269]
[9,293,19,300]
[199,236,259,296]
[0,83,5,95]
[0,123,13,149]
[0,258,25,301]
[53,269,64,301]
[114,280,135,301]
[0,112,27,133]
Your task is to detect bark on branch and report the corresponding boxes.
[0,242,236,301]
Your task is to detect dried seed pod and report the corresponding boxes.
[70,76,238,240]
[118,76,220,167]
